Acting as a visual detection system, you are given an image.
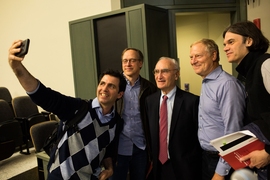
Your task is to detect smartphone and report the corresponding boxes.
[15,39,30,57]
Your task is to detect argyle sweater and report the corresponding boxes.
[48,109,117,179]
[29,82,120,180]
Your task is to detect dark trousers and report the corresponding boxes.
[111,144,148,180]
[202,150,233,180]
[256,166,268,180]
[156,159,177,180]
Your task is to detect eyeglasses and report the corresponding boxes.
[152,69,178,75]
[122,59,139,64]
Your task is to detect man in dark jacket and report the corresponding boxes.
[223,21,270,180]
[146,57,202,180]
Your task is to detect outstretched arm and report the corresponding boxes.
[8,40,38,92]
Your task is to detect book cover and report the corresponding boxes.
[210,130,265,170]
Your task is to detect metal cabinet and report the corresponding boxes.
[69,4,172,99]
[121,0,236,8]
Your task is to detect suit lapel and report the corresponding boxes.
[149,92,161,144]
[169,88,183,139]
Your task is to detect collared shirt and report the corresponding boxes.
[159,86,176,159]
[92,97,115,123]
[118,76,144,155]
[198,66,246,176]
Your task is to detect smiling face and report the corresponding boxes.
[223,32,251,64]
[96,75,123,109]
[154,58,179,94]
[190,42,218,79]
[122,49,143,79]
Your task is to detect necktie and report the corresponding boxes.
[159,95,168,164]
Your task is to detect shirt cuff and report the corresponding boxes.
[26,80,40,95]
[215,157,231,176]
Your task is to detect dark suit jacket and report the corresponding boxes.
[145,87,202,180]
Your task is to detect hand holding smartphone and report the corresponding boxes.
[15,39,30,57]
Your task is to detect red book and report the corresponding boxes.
[210,130,265,170]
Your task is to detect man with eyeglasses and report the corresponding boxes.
[190,38,246,180]
[145,57,202,180]
[111,48,157,180]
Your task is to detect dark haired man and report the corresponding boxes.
[8,40,126,180]
[223,21,270,180]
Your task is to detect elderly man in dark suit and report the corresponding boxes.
[145,57,202,180]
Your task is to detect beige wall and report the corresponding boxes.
[176,13,231,95]
[1,1,269,99]
[0,0,120,101]
[247,0,270,53]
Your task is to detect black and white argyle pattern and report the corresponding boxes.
[48,112,116,180]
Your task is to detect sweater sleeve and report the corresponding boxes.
[28,81,82,121]
[243,115,270,154]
